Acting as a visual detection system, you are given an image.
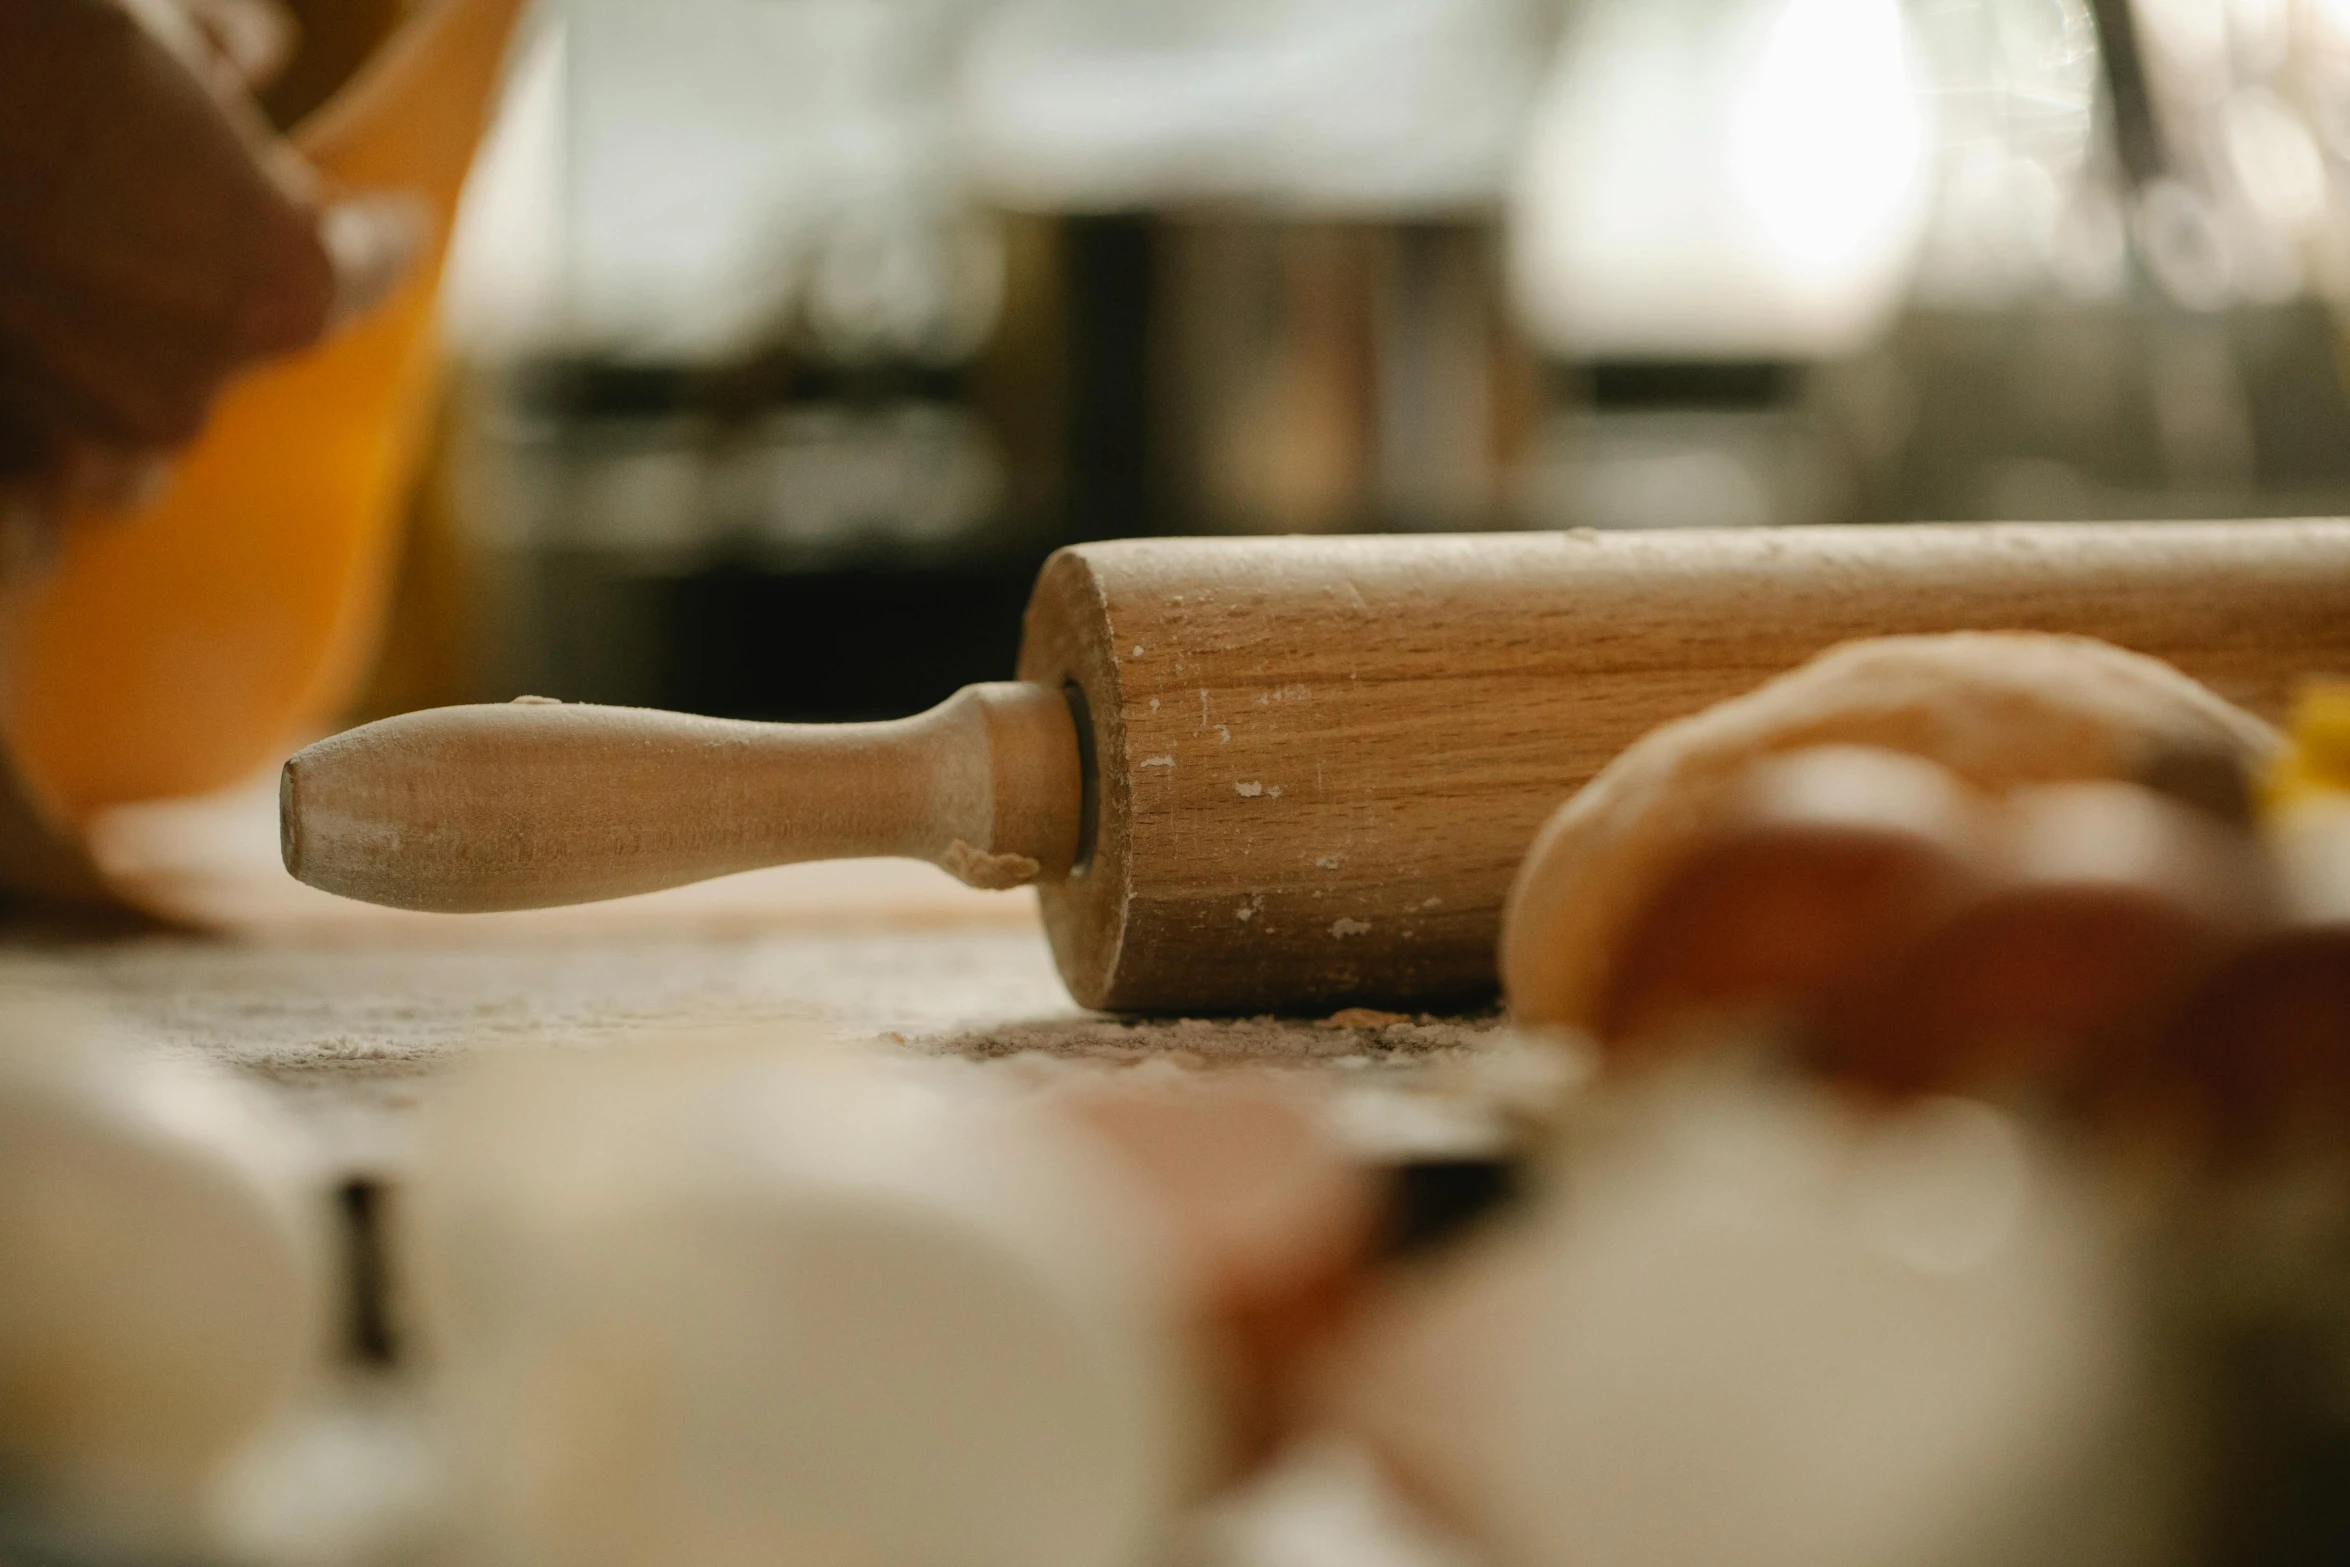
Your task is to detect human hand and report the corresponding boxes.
[0,0,422,558]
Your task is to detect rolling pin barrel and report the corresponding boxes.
[285,521,2350,1012]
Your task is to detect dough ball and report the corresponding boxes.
[1502,633,2276,1033]
[404,1040,1214,1567]
[0,997,327,1540]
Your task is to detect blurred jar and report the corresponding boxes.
[956,0,1550,536]
[1833,0,2350,526]
[1508,0,2350,532]
[437,0,1051,719]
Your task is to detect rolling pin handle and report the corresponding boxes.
[279,682,1084,912]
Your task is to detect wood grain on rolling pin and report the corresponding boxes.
[1019,522,2350,1011]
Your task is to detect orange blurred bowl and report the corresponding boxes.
[0,0,528,823]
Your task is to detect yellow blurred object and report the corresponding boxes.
[2262,679,2350,815]
[0,0,529,822]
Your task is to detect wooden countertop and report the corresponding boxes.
[2,770,1526,1566]
[13,769,1527,1170]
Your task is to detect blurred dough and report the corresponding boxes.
[1502,633,2275,1032]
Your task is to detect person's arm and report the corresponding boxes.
[0,0,415,539]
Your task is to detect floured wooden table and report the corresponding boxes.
[6,775,1527,1567]
[25,776,1518,1162]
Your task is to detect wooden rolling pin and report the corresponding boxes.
[284,521,2350,1011]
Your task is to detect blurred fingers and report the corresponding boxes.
[319,193,430,329]
[176,0,296,89]
[114,0,293,102]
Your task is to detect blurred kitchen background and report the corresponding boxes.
[374,0,2350,723]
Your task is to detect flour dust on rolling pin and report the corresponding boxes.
[281,520,2350,1013]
